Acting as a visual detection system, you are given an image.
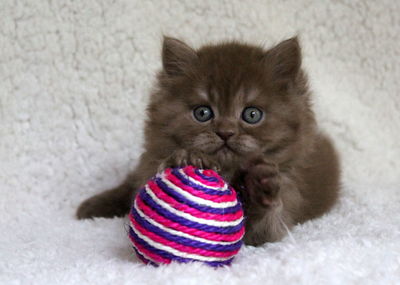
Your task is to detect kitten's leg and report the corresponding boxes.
[77,150,164,220]
[76,174,138,219]
[76,149,220,219]
[232,156,303,246]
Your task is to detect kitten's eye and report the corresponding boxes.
[193,106,214,122]
[242,107,263,124]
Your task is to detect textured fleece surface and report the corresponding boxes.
[1,1,399,284]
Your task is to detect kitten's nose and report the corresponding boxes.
[216,131,234,141]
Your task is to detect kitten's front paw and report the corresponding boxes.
[241,155,281,208]
[158,149,221,172]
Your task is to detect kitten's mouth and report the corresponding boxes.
[214,143,235,154]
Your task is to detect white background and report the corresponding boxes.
[1,1,399,284]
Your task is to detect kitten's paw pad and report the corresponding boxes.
[159,149,220,172]
[242,156,281,207]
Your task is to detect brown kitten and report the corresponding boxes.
[77,36,340,246]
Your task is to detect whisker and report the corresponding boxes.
[278,215,297,244]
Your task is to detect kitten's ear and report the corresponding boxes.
[162,36,197,76]
[264,37,302,84]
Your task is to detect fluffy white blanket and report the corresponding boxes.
[1,0,399,284]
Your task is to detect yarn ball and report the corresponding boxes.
[128,165,245,267]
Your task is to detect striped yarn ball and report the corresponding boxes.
[128,165,245,267]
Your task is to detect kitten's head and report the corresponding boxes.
[146,37,315,167]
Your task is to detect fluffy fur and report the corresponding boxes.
[77,37,340,246]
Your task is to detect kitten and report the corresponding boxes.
[77,36,340,246]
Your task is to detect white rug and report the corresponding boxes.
[1,0,399,284]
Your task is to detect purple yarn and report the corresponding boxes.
[131,206,243,252]
[154,177,242,214]
[139,190,244,234]
[171,169,231,196]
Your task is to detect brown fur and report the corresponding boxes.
[77,36,340,246]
